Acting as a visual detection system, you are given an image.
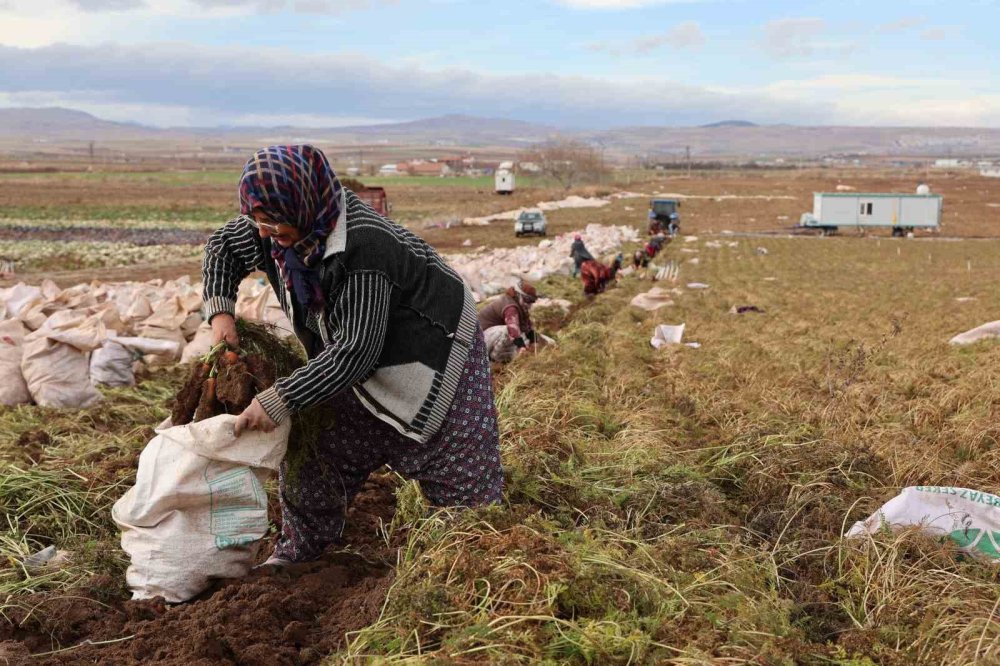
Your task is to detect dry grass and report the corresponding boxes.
[2,171,1000,663]
[342,234,1000,663]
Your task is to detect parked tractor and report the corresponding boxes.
[648,198,681,236]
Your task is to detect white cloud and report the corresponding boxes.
[765,74,950,94]
[0,0,400,49]
[1,42,994,128]
[921,27,947,41]
[1,0,397,18]
[554,0,701,8]
[227,112,398,127]
[186,0,397,13]
[67,0,144,10]
[762,74,1000,127]
[0,41,834,127]
[666,20,704,50]
[588,20,705,56]
[0,5,83,47]
[761,17,825,59]
[877,16,924,33]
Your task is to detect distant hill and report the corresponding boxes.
[2,107,1000,159]
[313,114,561,146]
[0,107,165,139]
[701,120,758,128]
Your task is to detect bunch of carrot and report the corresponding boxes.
[172,343,265,425]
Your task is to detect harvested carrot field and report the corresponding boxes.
[2,165,1000,664]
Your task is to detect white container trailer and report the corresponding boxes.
[800,192,942,236]
[495,161,515,195]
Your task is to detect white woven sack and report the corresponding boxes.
[90,340,137,388]
[650,323,685,349]
[847,486,1000,561]
[181,322,215,364]
[949,321,1000,346]
[21,312,106,408]
[630,287,675,312]
[0,319,31,406]
[113,415,290,603]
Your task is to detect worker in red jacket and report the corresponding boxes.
[580,253,623,296]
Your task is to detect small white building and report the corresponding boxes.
[378,164,399,176]
[980,168,1000,178]
[495,161,515,195]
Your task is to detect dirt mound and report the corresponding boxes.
[1,476,398,665]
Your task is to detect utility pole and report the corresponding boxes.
[89,141,95,163]
[685,145,691,177]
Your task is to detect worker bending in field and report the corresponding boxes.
[568,233,594,278]
[580,253,623,296]
[478,280,538,363]
[202,145,503,566]
[647,206,662,235]
[632,233,669,277]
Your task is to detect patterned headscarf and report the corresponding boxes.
[239,145,343,312]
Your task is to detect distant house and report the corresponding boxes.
[934,159,963,168]
[437,155,471,171]
[402,160,450,177]
[981,168,1000,178]
[378,163,399,176]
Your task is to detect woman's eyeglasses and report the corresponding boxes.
[247,216,297,242]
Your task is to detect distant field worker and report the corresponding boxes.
[478,280,538,363]
[202,144,503,566]
[632,234,669,274]
[581,253,623,296]
[647,207,663,235]
[568,234,594,278]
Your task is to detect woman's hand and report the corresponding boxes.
[211,313,240,348]
[234,398,277,436]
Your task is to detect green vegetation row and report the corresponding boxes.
[0,206,227,228]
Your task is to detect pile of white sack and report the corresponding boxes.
[0,276,293,409]
[462,195,610,226]
[446,224,639,299]
[0,222,640,407]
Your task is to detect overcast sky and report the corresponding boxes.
[0,0,995,128]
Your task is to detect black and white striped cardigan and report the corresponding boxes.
[202,190,479,444]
